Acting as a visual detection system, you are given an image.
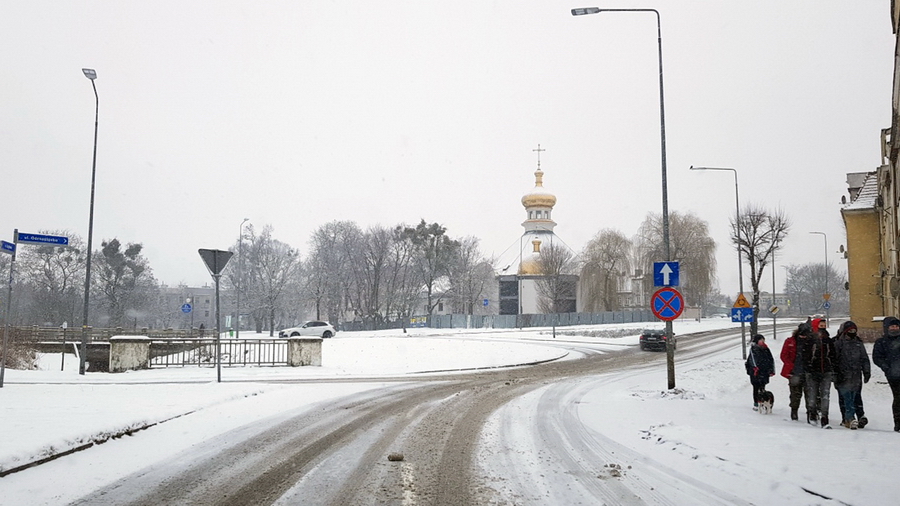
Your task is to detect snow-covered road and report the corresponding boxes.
[2,321,899,505]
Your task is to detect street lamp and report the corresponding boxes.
[79,68,98,376]
[810,231,829,325]
[572,7,674,387]
[186,295,194,335]
[689,166,748,358]
[236,218,249,339]
[771,243,777,340]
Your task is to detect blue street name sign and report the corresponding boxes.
[181,303,192,314]
[731,307,755,323]
[483,298,489,307]
[0,241,14,255]
[16,232,69,246]
[653,261,680,287]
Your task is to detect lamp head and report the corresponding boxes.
[571,7,600,16]
[82,68,97,80]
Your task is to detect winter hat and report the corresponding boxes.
[798,323,812,336]
[752,334,765,344]
[843,321,858,333]
[883,316,900,335]
[811,318,824,332]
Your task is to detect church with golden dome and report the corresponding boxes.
[497,147,579,315]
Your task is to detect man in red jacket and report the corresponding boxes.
[781,323,810,421]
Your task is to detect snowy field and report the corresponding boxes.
[1,318,899,505]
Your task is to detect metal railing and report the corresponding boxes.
[148,338,288,368]
[7,326,207,343]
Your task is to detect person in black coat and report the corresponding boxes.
[834,320,871,429]
[802,318,836,428]
[746,334,776,410]
[873,316,900,431]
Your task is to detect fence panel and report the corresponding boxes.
[148,339,288,368]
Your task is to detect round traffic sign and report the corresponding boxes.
[823,301,831,310]
[181,303,192,314]
[651,287,684,321]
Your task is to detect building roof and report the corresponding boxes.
[843,171,878,211]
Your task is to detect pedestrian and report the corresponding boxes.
[746,334,775,411]
[802,317,836,428]
[780,323,810,421]
[833,320,871,429]
[873,316,900,432]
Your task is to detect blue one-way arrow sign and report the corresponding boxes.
[653,261,680,287]
[16,232,69,246]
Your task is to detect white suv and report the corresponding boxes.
[279,321,336,338]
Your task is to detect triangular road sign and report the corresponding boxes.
[199,249,233,276]
[733,293,752,308]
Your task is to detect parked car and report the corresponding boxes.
[639,329,676,351]
[279,321,336,338]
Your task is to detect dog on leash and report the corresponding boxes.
[758,390,775,414]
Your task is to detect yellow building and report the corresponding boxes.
[841,172,885,334]
[841,6,900,337]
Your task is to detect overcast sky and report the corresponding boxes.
[1,1,892,296]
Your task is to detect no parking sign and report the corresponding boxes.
[650,287,684,321]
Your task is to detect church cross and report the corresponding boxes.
[533,144,545,170]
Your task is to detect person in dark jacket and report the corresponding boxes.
[834,321,871,429]
[873,316,900,431]
[780,323,810,420]
[746,334,776,410]
[802,318,836,428]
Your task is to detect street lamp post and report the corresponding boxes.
[79,68,99,376]
[572,7,675,387]
[810,231,829,325]
[772,245,777,340]
[689,166,748,358]
[186,295,194,335]
[236,218,249,339]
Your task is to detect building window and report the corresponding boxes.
[205,311,210,317]
[438,302,444,312]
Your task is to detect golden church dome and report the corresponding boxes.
[521,168,557,208]
[518,258,543,275]
[518,238,544,275]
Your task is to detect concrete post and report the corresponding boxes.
[288,337,322,366]
[109,335,150,372]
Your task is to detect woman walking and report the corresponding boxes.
[746,334,776,411]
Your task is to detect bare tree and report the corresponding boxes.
[16,230,85,326]
[535,243,578,313]
[580,229,631,311]
[635,211,717,309]
[446,236,494,315]
[784,263,846,317]
[304,221,358,325]
[732,204,790,335]
[244,225,301,336]
[345,225,394,327]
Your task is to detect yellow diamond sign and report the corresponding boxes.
[733,293,752,308]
